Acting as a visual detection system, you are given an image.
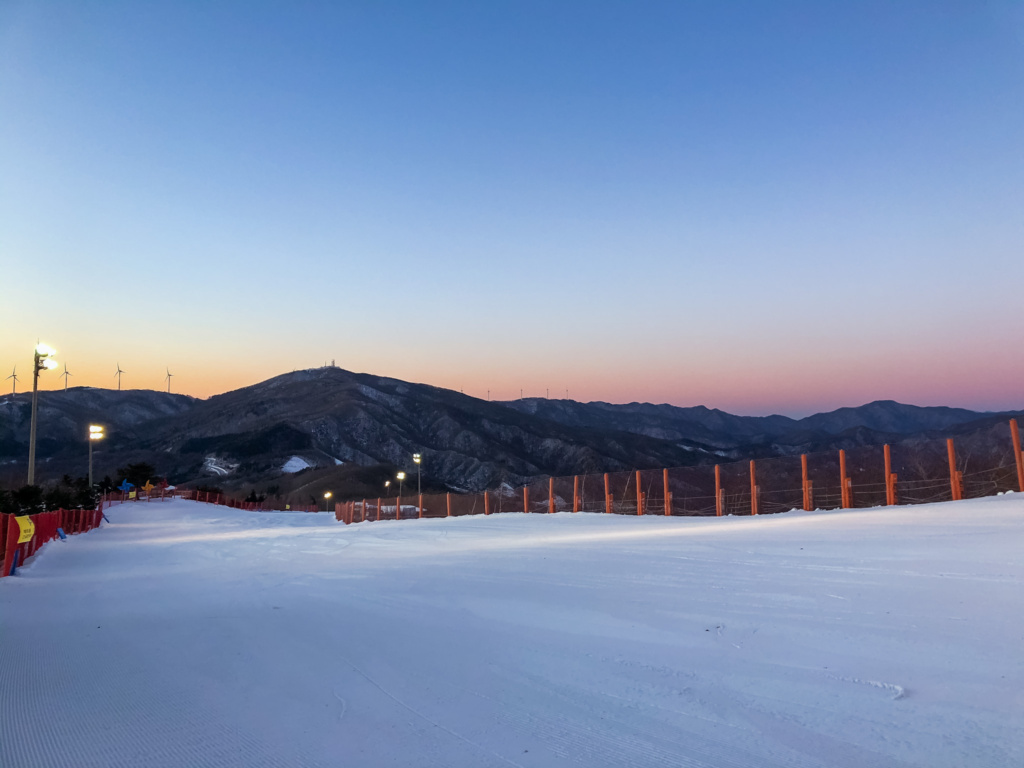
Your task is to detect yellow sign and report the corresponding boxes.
[129,491,137,499]
[16,516,35,544]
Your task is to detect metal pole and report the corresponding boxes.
[417,464,421,495]
[89,438,94,488]
[27,353,40,485]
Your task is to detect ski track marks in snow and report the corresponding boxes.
[2,496,1023,767]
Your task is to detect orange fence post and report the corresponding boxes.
[663,468,671,516]
[523,487,529,514]
[483,491,490,516]
[376,497,381,522]
[801,454,811,511]
[419,494,424,519]
[573,476,579,513]
[947,438,962,501]
[1011,418,1024,493]
[447,493,452,517]
[396,495,401,521]
[715,464,722,517]
[884,444,895,506]
[839,449,849,509]
[549,478,555,514]
[749,460,758,515]
[361,499,366,523]
[635,470,643,515]
[604,473,611,514]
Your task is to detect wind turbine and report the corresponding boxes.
[115,364,125,391]
[5,365,18,395]
[164,368,173,393]
[60,363,72,392]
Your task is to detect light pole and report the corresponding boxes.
[413,453,421,495]
[27,343,58,485]
[88,425,105,487]
[324,491,332,513]
[384,480,391,496]
[396,471,406,497]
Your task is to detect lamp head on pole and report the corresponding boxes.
[396,471,406,482]
[89,424,105,441]
[412,454,421,465]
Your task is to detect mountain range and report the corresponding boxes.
[1,367,1019,502]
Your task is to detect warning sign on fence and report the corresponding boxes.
[15,516,35,544]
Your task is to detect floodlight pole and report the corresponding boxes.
[28,350,45,485]
[89,435,95,487]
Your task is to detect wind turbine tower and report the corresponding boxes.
[165,368,173,394]
[5,366,18,395]
[115,364,125,391]
[61,363,72,392]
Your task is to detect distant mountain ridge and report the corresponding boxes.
[502,397,993,447]
[0,369,1019,497]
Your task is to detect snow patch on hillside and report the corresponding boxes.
[203,456,237,476]
[281,455,312,473]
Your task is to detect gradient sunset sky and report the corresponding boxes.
[2,1,1022,416]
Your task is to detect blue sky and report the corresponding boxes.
[2,1,1022,414]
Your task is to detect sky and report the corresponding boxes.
[1,1,1022,416]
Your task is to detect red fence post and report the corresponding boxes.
[523,487,529,514]
[715,464,723,517]
[663,468,671,516]
[1010,418,1024,494]
[801,454,812,511]
[839,450,850,509]
[635,470,643,515]
[376,497,381,522]
[749,460,758,516]
[604,473,611,514]
[419,493,425,519]
[548,478,555,514]
[947,438,962,501]
[396,495,401,521]
[884,444,896,506]
[572,476,579,513]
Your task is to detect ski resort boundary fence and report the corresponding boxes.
[1,507,103,578]
[334,418,1024,525]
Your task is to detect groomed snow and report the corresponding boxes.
[2,496,1022,767]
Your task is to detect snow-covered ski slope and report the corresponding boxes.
[2,497,1021,768]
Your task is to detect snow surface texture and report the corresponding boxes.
[2,497,1022,767]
